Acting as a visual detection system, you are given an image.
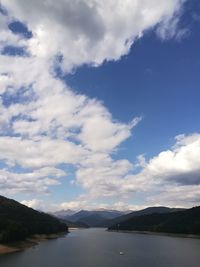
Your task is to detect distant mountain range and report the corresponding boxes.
[52,207,184,228]
[52,209,128,227]
[52,209,76,218]
[108,206,200,235]
[0,195,68,243]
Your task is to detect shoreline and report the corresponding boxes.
[0,232,67,256]
[108,229,200,239]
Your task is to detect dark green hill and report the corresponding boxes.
[0,195,68,243]
[102,207,183,227]
[108,206,200,235]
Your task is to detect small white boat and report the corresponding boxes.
[119,251,124,255]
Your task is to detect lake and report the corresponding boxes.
[0,228,200,267]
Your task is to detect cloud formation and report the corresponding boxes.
[0,167,64,195]
[0,0,197,211]
[74,134,200,205]
[2,0,185,70]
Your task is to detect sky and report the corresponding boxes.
[0,0,200,211]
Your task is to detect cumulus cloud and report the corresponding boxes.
[148,184,200,208]
[76,158,133,197]
[0,167,64,195]
[0,136,88,168]
[70,134,200,208]
[145,134,200,185]
[2,0,185,71]
[120,134,200,205]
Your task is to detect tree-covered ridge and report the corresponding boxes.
[103,207,184,228]
[0,195,68,243]
[108,206,200,235]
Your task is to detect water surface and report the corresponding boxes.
[0,228,200,267]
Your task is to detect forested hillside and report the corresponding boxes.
[108,207,200,235]
[0,195,68,243]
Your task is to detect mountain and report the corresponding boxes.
[50,210,89,228]
[52,207,185,228]
[108,206,200,235]
[65,210,91,222]
[62,209,126,227]
[52,209,76,218]
[0,195,68,243]
[104,206,184,227]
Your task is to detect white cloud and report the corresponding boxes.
[78,116,141,152]
[21,199,44,210]
[0,136,88,168]
[145,134,200,184]
[59,200,88,211]
[147,184,200,208]
[2,0,185,71]
[76,157,133,197]
[69,134,200,208]
[0,167,63,195]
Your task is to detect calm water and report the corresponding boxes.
[0,228,200,267]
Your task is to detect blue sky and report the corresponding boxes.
[0,0,200,211]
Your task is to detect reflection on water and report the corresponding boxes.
[0,228,200,267]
